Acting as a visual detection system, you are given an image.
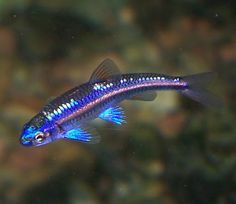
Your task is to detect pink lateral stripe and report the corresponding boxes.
[57,80,186,125]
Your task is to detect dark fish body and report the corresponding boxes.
[44,73,186,125]
[20,59,220,147]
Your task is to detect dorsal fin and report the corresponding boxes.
[46,96,57,104]
[89,58,121,82]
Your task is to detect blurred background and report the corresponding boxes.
[0,0,235,203]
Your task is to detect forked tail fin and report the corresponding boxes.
[181,72,223,108]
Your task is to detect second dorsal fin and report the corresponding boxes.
[89,58,121,82]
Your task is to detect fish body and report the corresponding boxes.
[20,59,220,147]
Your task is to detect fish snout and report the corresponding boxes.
[20,135,33,146]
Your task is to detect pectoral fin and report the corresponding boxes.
[63,126,100,144]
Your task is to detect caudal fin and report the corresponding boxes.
[181,72,223,108]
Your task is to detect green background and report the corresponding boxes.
[0,0,235,203]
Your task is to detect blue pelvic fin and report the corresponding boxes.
[89,58,121,82]
[63,126,100,144]
[129,91,157,101]
[99,106,126,125]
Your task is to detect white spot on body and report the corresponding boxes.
[93,83,98,90]
[54,110,58,115]
[47,115,52,120]
[57,108,62,114]
[70,101,74,106]
[62,104,67,109]
[94,83,105,90]
[67,103,71,108]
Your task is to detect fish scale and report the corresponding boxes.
[20,59,221,147]
[42,73,185,127]
[49,74,177,121]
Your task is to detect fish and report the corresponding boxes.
[20,59,221,147]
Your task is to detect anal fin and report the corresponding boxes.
[129,91,157,101]
[99,106,126,125]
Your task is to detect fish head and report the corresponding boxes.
[20,113,53,147]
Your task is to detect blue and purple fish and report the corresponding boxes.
[20,59,220,147]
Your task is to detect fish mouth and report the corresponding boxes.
[20,137,32,146]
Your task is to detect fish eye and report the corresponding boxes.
[35,132,44,143]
